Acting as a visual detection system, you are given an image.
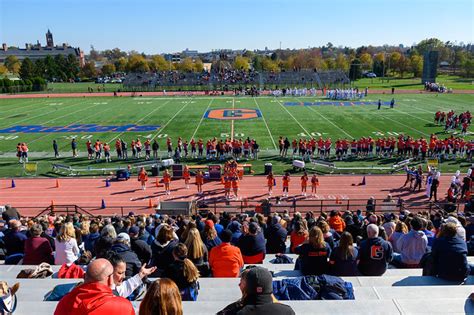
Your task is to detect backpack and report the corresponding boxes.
[44,282,82,301]
[180,282,199,301]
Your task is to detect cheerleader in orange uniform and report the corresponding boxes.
[300,172,308,197]
[183,166,191,189]
[282,172,290,197]
[232,176,239,199]
[224,176,232,199]
[138,167,148,190]
[163,169,171,195]
[311,174,319,197]
[267,172,275,196]
[195,170,204,194]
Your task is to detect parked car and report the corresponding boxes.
[364,72,377,78]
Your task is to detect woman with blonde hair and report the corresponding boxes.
[184,227,209,276]
[317,220,335,250]
[389,221,408,253]
[54,222,80,265]
[139,278,183,315]
[163,243,200,300]
[294,226,331,275]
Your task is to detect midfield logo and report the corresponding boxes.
[204,108,262,120]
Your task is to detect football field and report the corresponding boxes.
[0,93,472,176]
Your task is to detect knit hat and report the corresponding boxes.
[244,267,273,295]
[128,226,139,235]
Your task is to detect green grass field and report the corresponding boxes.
[353,75,474,90]
[0,93,473,177]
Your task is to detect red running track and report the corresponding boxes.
[0,175,454,217]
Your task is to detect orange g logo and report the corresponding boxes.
[204,109,262,120]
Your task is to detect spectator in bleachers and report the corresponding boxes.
[421,219,436,248]
[151,224,179,276]
[445,216,466,241]
[357,224,393,276]
[318,220,336,250]
[218,266,295,315]
[392,216,428,268]
[209,229,244,277]
[465,216,474,241]
[54,258,135,315]
[238,222,266,264]
[2,220,26,260]
[1,205,21,222]
[382,214,397,239]
[202,220,222,251]
[430,222,470,282]
[328,210,346,234]
[344,214,363,241]
[329,232,359,276]
[264,215,287,254]
[38,220,55,250]
[139,278,183,315]
[184,227,210,277]
[290,221,308,253]
[128,225,152,265]
[82,223,100,255]
[389,221,408,253]
[111,232,141,278]
[227,220,243,245]
[163,243,200,300]
[23,224,53,265]
[54,222,79,266]
[294,226,331,275]
[105,251,156,298]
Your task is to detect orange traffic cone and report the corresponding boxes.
[335,196,341,205]
[148,198,153,208]
[55,179,60,188]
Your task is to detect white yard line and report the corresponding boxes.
[360,107,429,137]
[108,100,171,142]
[275,98,311,136]
[253,98,277,149]
[391,108,433,124]
[31,99,133,145]
[305,105,353,138]
[189,99,214,141]
[151,101,191,140]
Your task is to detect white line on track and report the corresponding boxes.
[189,99,214,141]
[253,98,277,149]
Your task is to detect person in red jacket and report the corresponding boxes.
[54,258,135,315]
[209,230,244,277]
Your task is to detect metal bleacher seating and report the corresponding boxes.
[2,254,474,314]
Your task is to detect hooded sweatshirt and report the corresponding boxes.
[396,230,428,265]
[357,237,393,276]
[54,282,135,315]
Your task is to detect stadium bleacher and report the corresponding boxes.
[2,253,474,315]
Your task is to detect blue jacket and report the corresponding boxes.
[329,247,359,276]
[264,223,287,254]
[432,236,470,282]
[83,232,100,255]
[357,237,393,276]
[237,232,266,257]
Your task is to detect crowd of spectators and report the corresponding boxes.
[1,202,474,314]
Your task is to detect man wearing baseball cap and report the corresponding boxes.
[218,266,295,315]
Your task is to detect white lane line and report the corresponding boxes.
[275,98,311,136]
[108,100,171,142]
[305,105,353,138]
[189,99,214,141]
[152,101,191,140]
[253,98,277,149]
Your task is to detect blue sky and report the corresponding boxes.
[1,0,472,54]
